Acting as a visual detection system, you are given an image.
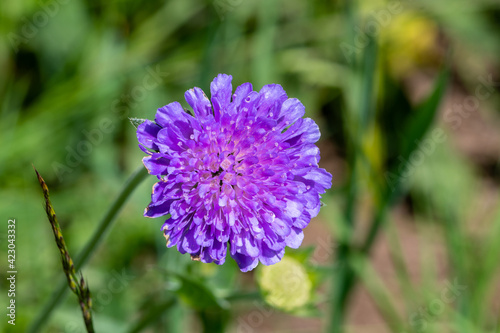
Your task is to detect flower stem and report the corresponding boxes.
[28,165,148,333]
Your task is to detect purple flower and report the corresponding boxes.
[137,74,332,272]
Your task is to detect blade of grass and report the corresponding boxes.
[364,66,449,255]
[441,206,469,333]
[350,252,407,333]
[330,28,378,333]
[34,167,94,333]
[400,70,450,160]
[469,200,500,326]
[359,35,378,130]
[28,165,148,333]
[385,217,418,310]
[330,66,449,333]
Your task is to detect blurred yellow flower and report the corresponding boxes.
[381,12,439,77]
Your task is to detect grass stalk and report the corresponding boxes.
[34,167,95,333]
[29,165,148,333]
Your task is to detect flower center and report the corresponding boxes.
[211,167,223,177]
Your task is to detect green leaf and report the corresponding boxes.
[287,303,323,318]
[359,35,378,131]
[167,271,228,311]
[401,68,449,160]
[129,117,148,129]
[127,296,176,333]
[286,246,316,264]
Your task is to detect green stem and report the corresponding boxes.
[28,166,149,333]
[331,185,403,332]
[361,188,400,255]
[74,166,148,271]
[330,164,357,333]
[330,20,378,333]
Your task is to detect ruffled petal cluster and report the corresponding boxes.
[137,74,332,272]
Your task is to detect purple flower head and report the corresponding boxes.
[137,74,332,272]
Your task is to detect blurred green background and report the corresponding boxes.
[1,0,500,332]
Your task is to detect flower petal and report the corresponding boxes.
[137,120,161,150]
[210,74,232,121]
[231,252,259,272]
[185,87,212,121]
